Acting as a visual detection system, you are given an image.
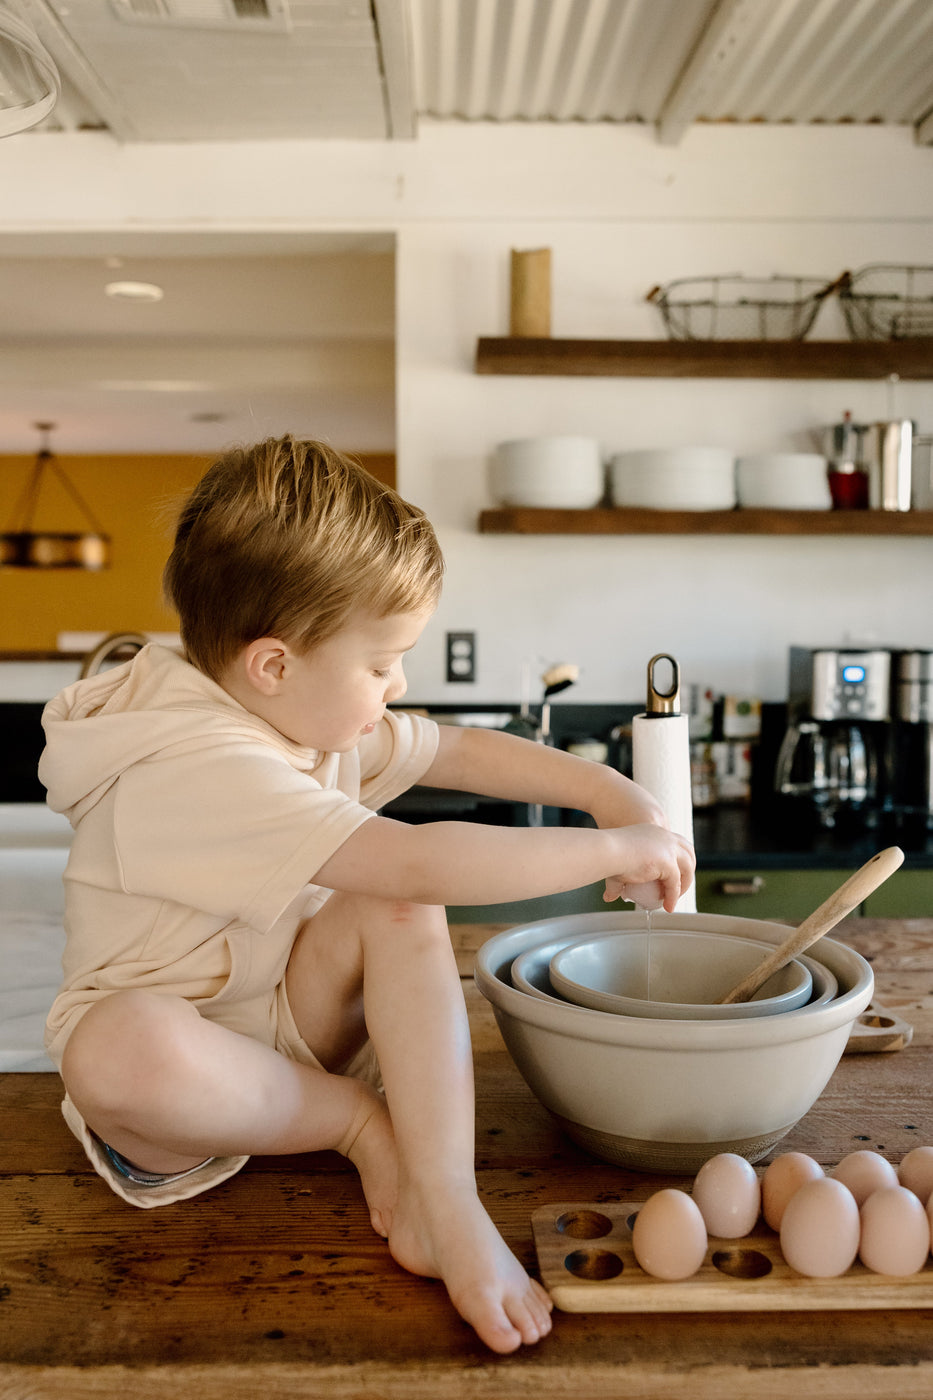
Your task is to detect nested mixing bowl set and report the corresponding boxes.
[475,911,874,1174]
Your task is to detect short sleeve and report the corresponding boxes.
[112,738,376,931]
[357,710,439,811]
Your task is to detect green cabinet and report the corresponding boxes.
[862,868,933,918]
[446,865,933,926]
[693,869,847,923]
[700,865,933,920]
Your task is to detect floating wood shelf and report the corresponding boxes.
[479,507,933,536]
[475,337,933,379]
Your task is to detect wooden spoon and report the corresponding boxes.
[718,846,905,1005]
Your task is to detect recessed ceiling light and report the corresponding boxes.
[104,280,164,303]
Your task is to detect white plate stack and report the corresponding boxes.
[736,453,831,510]
[490,436,604,509]
[609,447,736,511]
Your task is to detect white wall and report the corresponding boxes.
[1,121,931,705]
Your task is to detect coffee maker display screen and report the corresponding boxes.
[842,664,867,684]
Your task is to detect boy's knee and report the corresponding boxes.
[327,890,446,931]
[363,893,448,943]
[62,990,196,1113]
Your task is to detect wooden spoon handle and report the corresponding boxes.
[718,846,905,1004]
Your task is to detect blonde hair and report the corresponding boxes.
[163,436,444,680]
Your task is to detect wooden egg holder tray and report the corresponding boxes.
[533,1202,933,1312]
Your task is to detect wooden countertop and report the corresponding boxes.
[2,916,933,1398]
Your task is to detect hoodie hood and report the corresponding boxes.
[40,644,320,828]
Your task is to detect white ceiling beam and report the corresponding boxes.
[655,0,761,146]
[372,0,417,139]
[21,0,142,140]
[916,105,933,145]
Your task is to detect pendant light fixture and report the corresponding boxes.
[1,422,111,570]
[0,3,60,137]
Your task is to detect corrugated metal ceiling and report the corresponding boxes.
[410,0,933,144]
[8,0,933,145]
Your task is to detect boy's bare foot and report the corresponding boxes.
[336,1085,398,1238]
[387,1180,554,1353]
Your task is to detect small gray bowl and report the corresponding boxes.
[548,929,812,1020]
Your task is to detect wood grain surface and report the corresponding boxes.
[2,916,933,1399]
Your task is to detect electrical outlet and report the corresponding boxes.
[446,631,476,684]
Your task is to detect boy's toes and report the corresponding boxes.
[511,1288,553,1344]
[369,1206,390,1238]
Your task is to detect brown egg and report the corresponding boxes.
[833,1150,899,1207]
[780,1178,860,1278]
[859,1186,930,1276]
[761,1152,824,1230]
[692,1153,761,1238]
[898,1146,933,1206]
[631,1188,708,1281]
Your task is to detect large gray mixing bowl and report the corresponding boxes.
[474,911,873,1173]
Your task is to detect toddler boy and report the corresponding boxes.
[40,436,694,1353]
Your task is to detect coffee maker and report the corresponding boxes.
[889,650,933,836]
[775,647,890,832]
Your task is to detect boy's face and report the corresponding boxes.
[269,608,434,751]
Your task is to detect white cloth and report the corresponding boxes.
[0,910,64,1071]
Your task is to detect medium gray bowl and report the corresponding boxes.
[513,933,837,1017]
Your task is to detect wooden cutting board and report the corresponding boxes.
[846,999,914,1053]
[533,1200,933,1312]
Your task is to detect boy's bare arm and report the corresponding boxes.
[419,724,669,833]
[312,813,695,912]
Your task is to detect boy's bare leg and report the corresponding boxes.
[61,893,552,1352]
[285,893,553,1353]
[60,989,389,1177]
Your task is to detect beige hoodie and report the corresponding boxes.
[39,644,439,1066]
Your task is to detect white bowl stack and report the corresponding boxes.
[474,911,874,1173]
[736,453,831,510]
[490,436,604,509]
[609,447,736,510]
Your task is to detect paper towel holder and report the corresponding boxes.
[645,653,681,717]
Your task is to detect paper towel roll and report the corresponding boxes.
[632,711,697,913]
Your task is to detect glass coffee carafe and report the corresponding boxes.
[776,719,878,830]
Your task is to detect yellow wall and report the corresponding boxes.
[0,451,396,653]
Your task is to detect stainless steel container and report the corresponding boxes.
[912,434,933,511]
[891,650,933,827]
[865,420,914,512]
[894,649,933,723]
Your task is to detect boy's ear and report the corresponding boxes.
[241,637,290,695]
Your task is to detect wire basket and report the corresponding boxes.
[839,265,933,340]
[646,274,840,341]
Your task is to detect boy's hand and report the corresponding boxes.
[602,824,695,913]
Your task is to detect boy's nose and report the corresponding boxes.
[386,670,407,703]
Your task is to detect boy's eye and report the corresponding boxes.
[373,668,392,680]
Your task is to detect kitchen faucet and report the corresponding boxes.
[79,631,150,679]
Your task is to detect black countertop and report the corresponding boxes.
[7,695,933,870]
[692,804,933,870]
